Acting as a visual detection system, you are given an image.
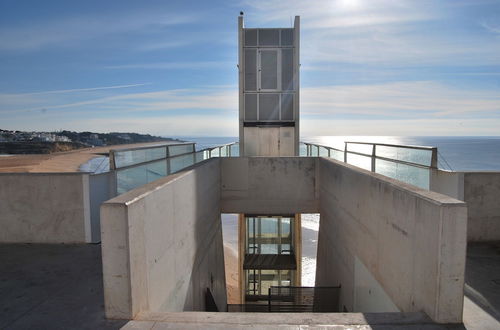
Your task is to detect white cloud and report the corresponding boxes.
[301,81,500,118]
[301,118,500,136]
[241,0,500,66]
[1,80,499,136]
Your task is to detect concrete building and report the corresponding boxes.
[1,14,500,330]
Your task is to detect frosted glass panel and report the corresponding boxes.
[258,29,279,46]
[281,29,293,46]
[244,49,257,91]
[260,50,278,90]
[281,49,294,91]
[281,93,294,120]
[259,94,279,120]
[375,159,430,189]
[245,94,257,120]
[245,29,257,46]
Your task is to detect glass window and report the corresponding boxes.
[245,216,294,255]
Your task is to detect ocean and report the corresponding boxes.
[193,135,500,286]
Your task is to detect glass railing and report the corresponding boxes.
[112,142,238,195]
[302,141,437,190]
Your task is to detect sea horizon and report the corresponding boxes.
[177,135,500,171]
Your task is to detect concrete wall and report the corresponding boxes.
[430,169,500,241]
[220,157,319,214]
[101,158,227,319]
[316,158,467,323]
[430,169,464,200]
[463,172,500,241]
[0,173,91,243]
[89,172,114,243]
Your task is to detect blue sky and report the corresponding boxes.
[0,0,499,137]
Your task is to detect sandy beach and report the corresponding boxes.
[224,243,240,304]
[0,142,170,173]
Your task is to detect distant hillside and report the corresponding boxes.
[0,142,87,154]
[0,129,180,154]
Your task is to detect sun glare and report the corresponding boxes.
[338,0,362,10]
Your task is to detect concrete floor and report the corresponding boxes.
[0,244,126,330]
[0,242,499,329]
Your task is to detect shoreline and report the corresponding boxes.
[0,142,173,173]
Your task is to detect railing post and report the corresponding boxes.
[191,143,196,164]
[166,145,171,175]
[109,150,117,170]
[344,142,348,163]
[371,144,376,172]
[328,147,331,158]
[430,147,438,169]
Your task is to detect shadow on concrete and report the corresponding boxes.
[0,243,127,330]
[464,241,500,323]
[362,312,466,330]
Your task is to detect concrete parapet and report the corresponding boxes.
[431,169,500,241]
[101,158,227,319]
[316,158,467,323]
[0,172,92,243]
[463,172,500,241]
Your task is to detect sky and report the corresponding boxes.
[0,0,499,137]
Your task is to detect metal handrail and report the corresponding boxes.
[345,141,436,151]
[302,141,437,169]
[114,142,239,172]
[109,141,193,154]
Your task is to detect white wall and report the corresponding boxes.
[316,158,467,323]
[0,173,91,243]
[101,158,227,319]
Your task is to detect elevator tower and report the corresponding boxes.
[237,14,301,303]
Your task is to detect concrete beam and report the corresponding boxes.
[220,157,319,214]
